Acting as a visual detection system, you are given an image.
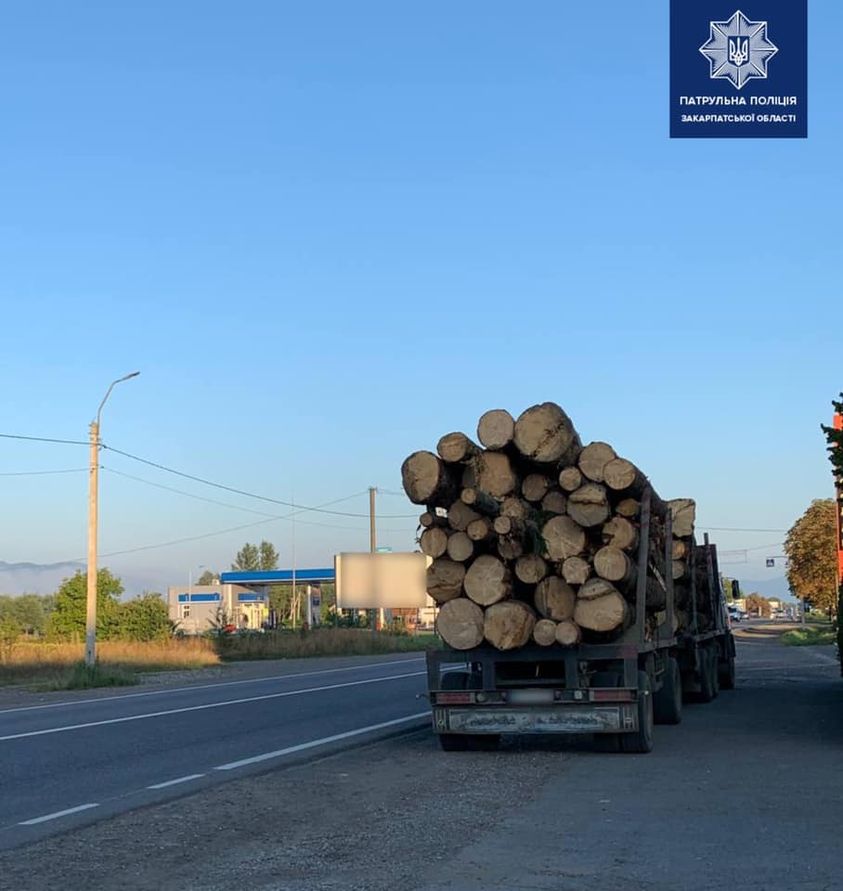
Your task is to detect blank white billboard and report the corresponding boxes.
[335,552,431,610]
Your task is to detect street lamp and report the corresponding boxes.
[85,371,140,668]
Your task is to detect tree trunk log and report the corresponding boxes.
[567,483,611,528]
[615,498,640,518]
[672,538,688,560]
[578,441,617,483]
[447,531,474,563]
[500,496,528,520]
[534,576,576,621]
[540,490,567,515]
[602,457,645,494]
[464,555,512,606]
[496,534,524,561]
[555,620,582,646]
[542,515,586,560]
[558,466,583,492]
[460,487,500,517]
[574,588,629,633]
[484,601,536,651]
[437,431,480,464]
[420,526,449,559]
[471,451,517,498]
[601,516,639,551]
[426,558,466,604]
[561,556,591,585]
[578,577,619,601]
[593,546,636,587]
[401,451,457,506]
[521,474,550,503]
[669,498,696,538]
[466,516,495,542]
[436,598,484,650]
[477,409,515,451]
[513,402,579,464]
[515,553,548,585]
[533,619,558,647]
[672,559,687,581]
[447,500,481,532]
[419,510,448,529]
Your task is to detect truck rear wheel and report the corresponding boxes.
[619,671,654,754]
[653,658,682,725]
[698,647,717,703]
[719,655,736,690]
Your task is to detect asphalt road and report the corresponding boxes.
[0,653,429,852]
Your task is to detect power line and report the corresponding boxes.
[0,467,87,477]
[698,526,787,533]
[101,442,417,518]
[0,432,88,446]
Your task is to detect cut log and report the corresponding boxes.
[593,546,636,587]
[460,487,500,517]
[401,451,457,506]
[515,553,548,585]
[672,539,688,560]
[540,490,567,515]
[672,559,687,581]
[493,514,517,536]
[578,441,617,483]
[555,620,582,647]
[464,555,512,606]
[669,498,696,538]
[533,619,558,647]
[522,474,550,503]
[534,576,576,621]
[603,457,645,494]
[567,483,611,528]
[436,598,484,650]
[601,516,639,551]
[577,577,619,601]
[561,556,591,585]
[477,409,515,450]
[513,402,578,464]
[447,500,481,532]
[447,531,474,563]
[484,601,536,651]
[426,559,466,604]
[542,515,586,560]
[574,589,629,633]
[466,516,495,542]
[472,451,518,498]
[437,432,479,464]
[500,496,528,520]
[497,534,525,561]
[615,498,641,519]
[419,511,448,529]
[558,466,583,493]
[420,526,449,559]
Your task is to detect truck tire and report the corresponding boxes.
[698,648,716,703]
[619,671,654,754]
[710,648,720,698]
[437,671,500,752]
[719,655,737,690]
[653,658,682,725]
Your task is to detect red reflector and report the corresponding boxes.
[436,692,473,704]
[591,689,635,702]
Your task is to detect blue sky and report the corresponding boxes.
[0,2,839,595]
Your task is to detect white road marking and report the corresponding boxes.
[214,712,430,771]
[0,671,426,742]
[147,774,205,790]
[0,656,426,715]
[18,803,99,826]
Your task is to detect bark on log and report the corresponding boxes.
[522,474,550,503]
[540,490,567,515]
[555,620,582,647]
[497,534,525,561]
[534,576,576,621]
[578,441,617,483]
[420,526,449,559]
[466,516,495,542]
[437,432,480,464]
[615,498,641,519]
[447,500,481,532]
[567,483,611,528]
[464,555,512,606]
[542,515,586,560]
[477,409,515,451]
[561,556,591,585]
[401,451,457,506]
[593,546,636,586]
[426,558,466,604]
[533,619,558,647]
[669,498,696,538]
[484,600,536,651]
[601,516,639,551]
[574,589,629,633]
[460,487,500,517]
[472,451,518,498]
[513,402,579,464]
[447,531,474,563]
[558,466,583,493]
[436,598,484,650]
[515,553,548,585]
[419,511,448,529]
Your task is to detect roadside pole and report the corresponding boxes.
[369,487,378,634]
[85,419,99,668]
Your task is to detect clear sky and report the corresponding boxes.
[0,2,839,596]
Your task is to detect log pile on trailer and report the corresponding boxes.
[401,402,709,651]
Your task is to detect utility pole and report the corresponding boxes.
[85,371,140,668]
[369,486,379,633]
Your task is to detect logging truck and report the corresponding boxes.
[402,403,737,752]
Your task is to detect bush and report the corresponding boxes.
[781,627,836,647]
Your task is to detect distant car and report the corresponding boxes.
[728,608,742,624]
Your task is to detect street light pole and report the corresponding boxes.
[85,371,140,668]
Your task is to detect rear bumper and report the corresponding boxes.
[432,704,637,735]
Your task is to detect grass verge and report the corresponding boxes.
[33,662,140,691]
[780,627,837,647]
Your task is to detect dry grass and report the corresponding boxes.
[217,628,438,661]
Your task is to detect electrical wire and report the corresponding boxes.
[698,526,787,533]
[0,468,88,476]
[0,432,89,446]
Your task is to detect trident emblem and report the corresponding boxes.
[728,37,749,66]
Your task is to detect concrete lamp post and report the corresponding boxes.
[85,371,140,668]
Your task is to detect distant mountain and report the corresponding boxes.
[739,576,794,601]
[0,560,85,595]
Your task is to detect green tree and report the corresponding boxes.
[745,593,770,618]
[114,593,172,641]
[784,499,838,614]
[47,569,124,640]
[196,569,217,586]
[232,540,279,571]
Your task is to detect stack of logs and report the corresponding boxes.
[401,402,705,652]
